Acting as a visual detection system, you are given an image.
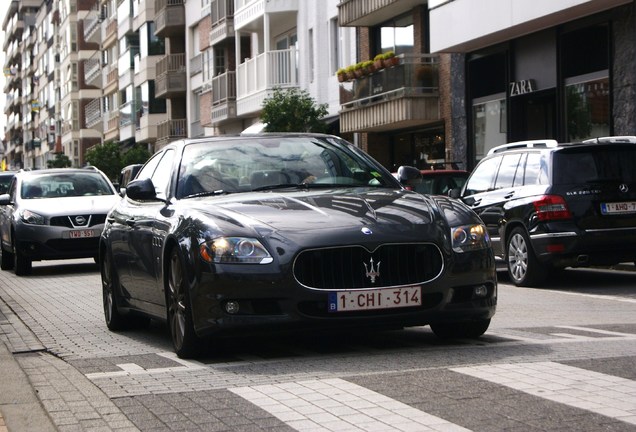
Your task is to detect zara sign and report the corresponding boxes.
[509,79,536,96]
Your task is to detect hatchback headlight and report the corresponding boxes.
[451,223,490,253]
[200,237,273,264]
[19,209,45,225]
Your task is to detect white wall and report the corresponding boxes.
[430,0,632,52]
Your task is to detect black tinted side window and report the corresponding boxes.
[464,156,501,195]
[494,153,522,189]
[524,153,547,185]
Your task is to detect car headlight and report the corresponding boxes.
[19,209,45,225]
[200,237,273,264]
[451,223,490,253]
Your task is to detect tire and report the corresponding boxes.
[506,227,546,287]
[0,245,14,270]
[13,246,31,276]
[101,248,131,331]
[430,318,491,339]
[166,248,200,358]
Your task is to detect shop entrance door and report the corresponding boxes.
[509,90,556,142]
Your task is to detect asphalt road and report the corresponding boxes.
[1,259,635,431]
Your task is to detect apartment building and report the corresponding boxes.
[337,0,460,171]
[429,0,636,168]
[2,0,356,169]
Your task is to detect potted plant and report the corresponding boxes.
[345,64,356,81]
[382,51,399,67]
[336,68,347,82]
[373,53,385,70]
[362,60,376,75]
[353,62,365,78]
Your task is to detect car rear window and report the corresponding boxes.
[553,146,636,184]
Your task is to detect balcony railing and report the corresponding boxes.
[339,54,440,133]
[84,55,101,86]
[154,0,185,37]
[119,100,141,128]
[237,47,297,99]
[338,0,426,27]
[190,53,202,76]
[157,118,187,145]
[85,98,101,128]
[156,54,187,98]
[212,71,236,105]
[83,9,101,42]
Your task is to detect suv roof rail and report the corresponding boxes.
[487,139,559,155]
[582,136,636,144]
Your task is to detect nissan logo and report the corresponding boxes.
[619,184,629,193]
[75,215,87,225]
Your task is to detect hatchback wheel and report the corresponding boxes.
[167,248,200,358]
[430,318,491,339]
[506,227,546,287]
[13,247,31,276]
[102,249,131,331]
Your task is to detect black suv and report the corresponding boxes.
[452,136,636,286]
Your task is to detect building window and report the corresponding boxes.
[473,94,507,160]
[308,28,314,82]
[330,17,340,74]
[374,13,413,56]
[565,73,609,141]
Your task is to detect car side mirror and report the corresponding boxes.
[125,178,157,201]
[448,188,461,199]
[396,166,422,189]
[0,193,11,205]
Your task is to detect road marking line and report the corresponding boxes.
[538,289,636,304]
[230,378,471,432]
[452,362,636,425]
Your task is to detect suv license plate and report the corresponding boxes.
[601,201,636,214]
[328,286,421,312]
[68,229,95,238]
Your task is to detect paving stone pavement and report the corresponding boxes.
[1,260,636,431]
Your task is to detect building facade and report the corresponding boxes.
[429,0,636,169]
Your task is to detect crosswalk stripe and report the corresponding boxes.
[230,378,471,432]
[452,361,636,425]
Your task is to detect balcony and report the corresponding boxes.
[156,118,186,147]
[84,54,102,87]
[236,47,298,116]
[84,98,102,130]
[210,71,237,125]
[209,0,234,45]
[234,0,298,31]
[339,54,440,133]
[155,54,187,98]
[103,64,119,94]
[102,16,117,47]
[103,110,120,141]
[83,9,101,43]
[154,0,185,37]
[338,0,426,27]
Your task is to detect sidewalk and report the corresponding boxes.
[0,340,56,432]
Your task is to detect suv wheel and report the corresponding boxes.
[506,227,546,287]
[0,245,14,270]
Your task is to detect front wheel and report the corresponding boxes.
[506,227,546,287]
[430,319,491,339]
[167,248,201,358]
[101,248,131,331]
[0,245,14,270]
[14,247,31,276]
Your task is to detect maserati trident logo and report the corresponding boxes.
[619,183,629,193]
[364,258,380,284]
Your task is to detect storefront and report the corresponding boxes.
[466,14,619,166]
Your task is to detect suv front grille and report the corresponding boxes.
[293,243,444,290]
[50,214,107,228]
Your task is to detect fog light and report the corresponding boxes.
[473,285,488,298]
[224,301,240,314]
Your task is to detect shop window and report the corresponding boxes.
[472,95,507,160]
[565,74,609,141]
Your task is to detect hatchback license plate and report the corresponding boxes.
[328,286,421,312]
[601,201,636,214]
[68,229,94,238]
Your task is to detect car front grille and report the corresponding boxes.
[293,243,444,290]
[50,214,107,228]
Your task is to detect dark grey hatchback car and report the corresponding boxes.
[452,136,636,286]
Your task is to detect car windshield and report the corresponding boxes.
[176,136,397,198]
[21,173,115,199]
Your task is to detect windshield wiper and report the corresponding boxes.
[184,190,229,198]
[251,183,306,192]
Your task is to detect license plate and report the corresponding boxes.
[328,286,421,312]
[601,201,636,214]
[68,229,95,238]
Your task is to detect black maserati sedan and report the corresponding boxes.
[100,134,497,357]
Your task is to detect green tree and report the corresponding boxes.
[47,152,72,168]
[260,87,329,133]
[85,141,122,181]
[121,144,151,167]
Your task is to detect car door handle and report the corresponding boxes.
[471,199,481,207]
[126,218,136,226]
[504,192,515,199]
[107,216,115,223]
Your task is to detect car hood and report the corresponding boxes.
[186,188,447,245]
[19,195,121,217]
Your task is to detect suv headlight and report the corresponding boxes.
[19,209,45,225]
[200,237,273,264]
[451,223,490,253]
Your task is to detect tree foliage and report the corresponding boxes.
[85,141,151,181]
[260,87,329,133]
[47,152,72,168]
